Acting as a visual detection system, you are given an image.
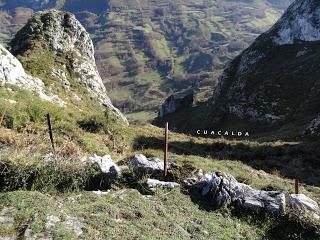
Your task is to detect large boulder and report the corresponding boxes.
[186,171,286,214]
[287,194,320,219]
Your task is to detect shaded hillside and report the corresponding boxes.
[157,0,320,139]
[0,0,292,113]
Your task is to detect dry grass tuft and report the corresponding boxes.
[0,128,16,145]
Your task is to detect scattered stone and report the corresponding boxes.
[131,154,164,171]
[287,194,320,219]
[43,152,57,164]
[0,207,14,225]
[51,69,70,91]
[92,190,110,196]
[45,215,61,229]
[65,217,84,237]
[131,154,176,173]
[147,179,180,189]
[88,154,121,177]
[111,189,142,200]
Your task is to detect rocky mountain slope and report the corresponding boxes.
[155,0,320,138]
[207,0,320,136]
[1,9,128,123]
[0,0,293,113]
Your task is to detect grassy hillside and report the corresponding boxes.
[0,95,320,238]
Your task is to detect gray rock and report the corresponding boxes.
[0,44,65,106]
[193,172,286,214]
[88,154,121,177]
[305,115,320,136]
[65,217,84,237]
[147,179,180,189]
[131,154,164,172]
[45,215,61,229]
[0,207,14,225]
[183,169,204,187]
[287,194,320,219]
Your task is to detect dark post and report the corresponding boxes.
[164,122,169,178]
[46,113,56,153]
[295,178,299,194]
[0,107,8,126]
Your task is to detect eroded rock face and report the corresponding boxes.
[159,94,194,118]
[10,9,128,124]
[211,0,320,126]
[305,116,320,136]
[0,44,65,106]
[270,0,320,45]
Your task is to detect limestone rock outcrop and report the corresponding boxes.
[184,170,320,218]
[0,44,64,106]
[9,9,128,124]
[211,0,320,127]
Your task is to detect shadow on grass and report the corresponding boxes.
[231,208,320,240]
[133,136,320,186]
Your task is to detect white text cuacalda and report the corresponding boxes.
[196,130,250,137]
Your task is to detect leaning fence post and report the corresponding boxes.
[46,113,56,153]
[294,178,299,194]
[164,122,169,178]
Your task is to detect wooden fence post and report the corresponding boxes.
[46,113,56,153]
[164,122,169,178]
[294,178,299,194]
[0,106,8,127]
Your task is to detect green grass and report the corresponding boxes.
[125,110,158,124]
[0,111,320,239]
[0,190,269,240]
